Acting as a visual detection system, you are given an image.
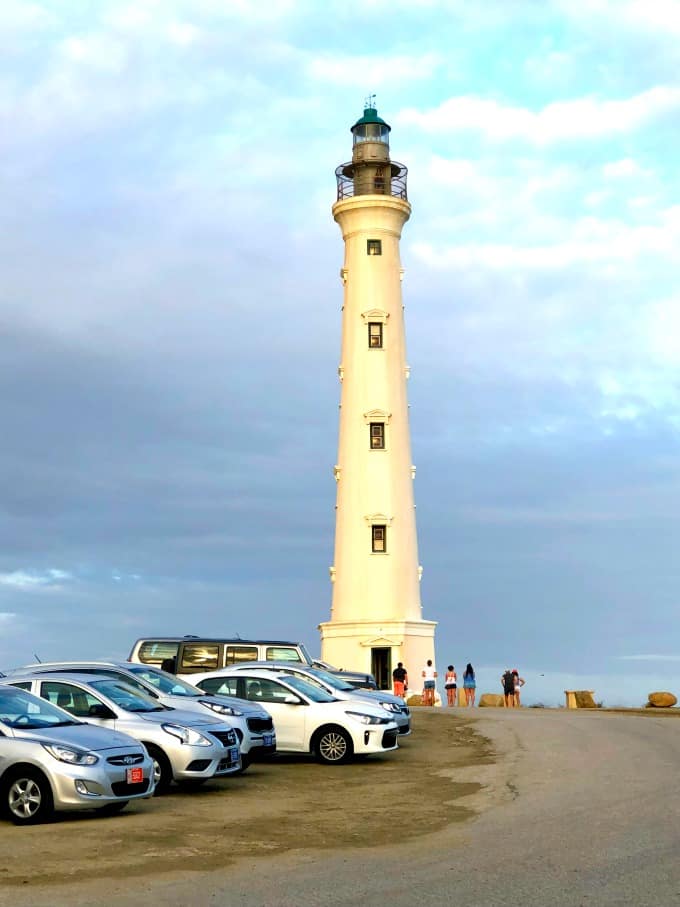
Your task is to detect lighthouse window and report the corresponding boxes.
[367,239,382,256]
[368,323,383,348]
[370,423,385,449]
[372,525,387,553]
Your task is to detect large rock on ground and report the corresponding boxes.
[648,691,677,708]
[406,694,424,707]
[479,693,504,708]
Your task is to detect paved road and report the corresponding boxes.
[9,709,680,906]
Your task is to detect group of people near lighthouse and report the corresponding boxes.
[393,661,526,707]
[391,660,478,706]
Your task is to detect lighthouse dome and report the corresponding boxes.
[351,106,391,146]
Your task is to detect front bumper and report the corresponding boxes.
[49,751,154,811]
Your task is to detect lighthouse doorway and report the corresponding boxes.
[371,647,392,690]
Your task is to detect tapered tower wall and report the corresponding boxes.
[319,109,436,689]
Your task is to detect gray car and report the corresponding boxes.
[3,673,241,792]
[189,662,412,735]
[0,685,154,824]
[8,662,276,769]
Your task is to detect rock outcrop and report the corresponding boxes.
[647,691,677,708]
[478,693,504,708]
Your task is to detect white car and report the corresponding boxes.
[200,661,411,735]
[186,669,400,764]
[4,673,241,791]
[7,662,276,769]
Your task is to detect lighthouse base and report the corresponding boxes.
[318,618,437,692]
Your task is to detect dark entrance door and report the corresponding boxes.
[371,647,392,691]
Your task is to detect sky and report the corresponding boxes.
[1,0,679,707]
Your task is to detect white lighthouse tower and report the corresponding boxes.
[319,102,436,690]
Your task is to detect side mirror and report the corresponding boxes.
[88,703,116,720]
[283,694,305,705]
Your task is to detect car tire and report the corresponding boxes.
[97,800,129,816]
[313,725,354,765]
[145,744,173,794]
[2,767,54,825]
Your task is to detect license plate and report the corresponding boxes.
[263,734,273,746]
[126,767,144,784]
[229,746,239,765]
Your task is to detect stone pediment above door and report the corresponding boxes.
[360,636,400,647]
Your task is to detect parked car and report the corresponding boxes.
[8,662,276,769]
[181,669,399,764]
[0,684,154,824]
[192,662,411,735]
[128,636,313,674]
[127,636,378,689]
[2,673,241,792]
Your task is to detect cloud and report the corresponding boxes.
[307,51,443,87]
[0,612,16,623]
[397,86,680,144]
[0,569,73,590]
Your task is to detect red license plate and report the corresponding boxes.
[126,767,144,784]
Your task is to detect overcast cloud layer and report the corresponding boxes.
[1,0,679,705]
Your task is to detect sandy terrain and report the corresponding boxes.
[0,710,492,901]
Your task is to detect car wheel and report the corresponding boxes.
[145,744,173,794]
[97,800,129,816]
[2,768,54,825]
[313,725,353,765]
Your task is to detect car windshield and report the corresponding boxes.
[0,687,81,729]
[127,665,203,698]
[282,675,336,703]
[306,668,354,692]
[88,679,166,712]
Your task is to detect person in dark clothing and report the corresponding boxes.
[392,662,408,698]
[501,669,515,707]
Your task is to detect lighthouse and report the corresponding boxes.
[318,102,437,690]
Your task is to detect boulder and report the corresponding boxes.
[479,693,504,708]
[406,693,424,707]
[648,691,677,708]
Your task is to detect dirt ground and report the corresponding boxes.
[0,711,493,894]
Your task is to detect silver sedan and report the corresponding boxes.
[0,685,154,824]
[4,673,241,792]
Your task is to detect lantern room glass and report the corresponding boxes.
[352,122,390,145]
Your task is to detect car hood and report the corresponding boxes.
[10,723,143,752]
[162,693,269,719]
[135,708,225,728]
[323,700,395,720]
[348,689,405,706]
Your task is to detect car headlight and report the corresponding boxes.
[161,723,212,746]
[379,701,401,713]
[199,700,244,717]
[345,710,390,725]
[43,744,99,765]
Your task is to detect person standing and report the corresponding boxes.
[513,669,525,707]
[392,662,408,698]
[421,659,437,706]
[444,665,457,706]
[463,663,476,706]
[501,668,515,707]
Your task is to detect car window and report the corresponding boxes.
[137,641,180,664]
[246,678,299,704]
[180,644,220,671]
[129,666,200,697]
[40,681,104,719]
[225,646,258,665]
[88,679,162,712]
[265,646,302,662]
[197,677,238,696]
[8,681,31,691]
[0,686,80,728]
[282,675,336,703]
